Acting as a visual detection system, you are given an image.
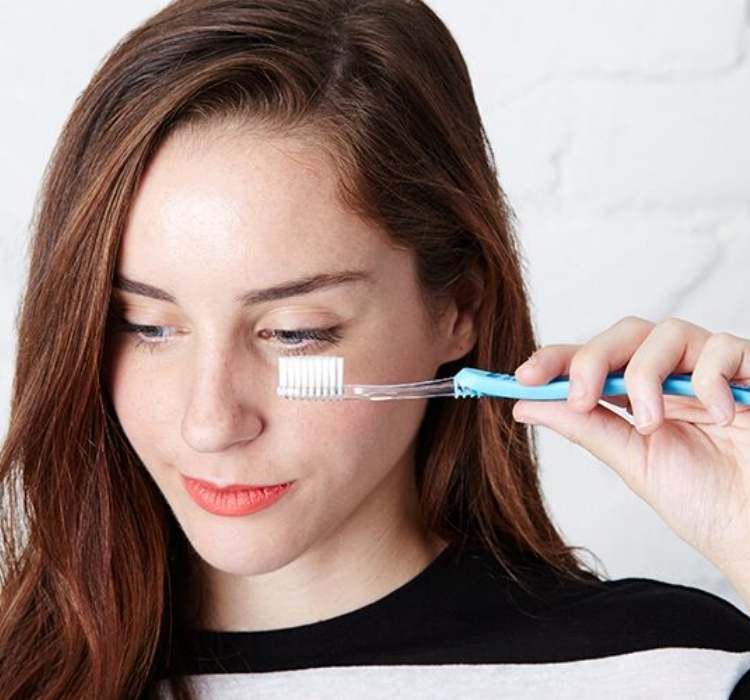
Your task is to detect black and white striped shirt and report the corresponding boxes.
[159,542,750,698]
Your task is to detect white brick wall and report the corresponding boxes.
[2,1,749,608]
[428,0,750,609]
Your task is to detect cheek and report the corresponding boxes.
[106,348,176,467]
[278,394,428,480]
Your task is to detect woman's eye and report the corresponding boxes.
[108,311,342,355]
[111,320,178,353]
[258,327,343,354]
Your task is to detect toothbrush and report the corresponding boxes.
[277,355,750,404]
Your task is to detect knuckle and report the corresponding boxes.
[614,315,649,332]
[661,316,687,330]
[658,317,690,339]
[623,314,647,326]
[707,331,738,348]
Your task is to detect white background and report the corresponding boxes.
[1,1,749,609]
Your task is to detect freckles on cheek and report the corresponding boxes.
[285,396,426,459]
[111,369,174,464]
[120,375,168,424]
[279,402,361,454]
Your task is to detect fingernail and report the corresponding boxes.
[633,399,655,429]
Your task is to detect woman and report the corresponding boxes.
[1,1,749,698]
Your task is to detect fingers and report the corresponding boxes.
[691,332,750,427]
[515,343,580,384]
[622,318,711,433]
[513,316,741,435]
[515,316,655,413]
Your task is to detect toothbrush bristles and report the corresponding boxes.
[277,355,345,400]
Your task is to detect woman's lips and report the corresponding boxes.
[182,475,293,517]
[185,476,286,492]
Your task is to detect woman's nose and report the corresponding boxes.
[180,352,265,453]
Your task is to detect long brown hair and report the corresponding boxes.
[0,1,604,697]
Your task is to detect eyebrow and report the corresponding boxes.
[112,269,374,306]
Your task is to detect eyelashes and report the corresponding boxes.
[107,311,343,356]
[259,327,343,354]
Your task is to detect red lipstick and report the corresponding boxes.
[182,476,292,517]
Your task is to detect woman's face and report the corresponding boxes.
[105,123,472,579]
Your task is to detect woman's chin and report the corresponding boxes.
[182,525,304,578]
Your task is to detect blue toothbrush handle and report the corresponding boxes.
[453,368,750,405]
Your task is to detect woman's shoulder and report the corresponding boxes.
[588,574,750,644]
[451,545,750,660]
[441,546,750,697]
[547,574,750,656]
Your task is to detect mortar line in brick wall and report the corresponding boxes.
[493,52,748,106]
[583,199,750,221]
[565,57,747,84]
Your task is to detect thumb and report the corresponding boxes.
[513,399,645,494]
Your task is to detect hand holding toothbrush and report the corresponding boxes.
[510,315,750,598]
[277,315,750,601]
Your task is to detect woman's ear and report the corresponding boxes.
[435,267,482,364]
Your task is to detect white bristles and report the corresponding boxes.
[277,355,345,400]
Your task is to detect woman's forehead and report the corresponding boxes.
[121,129,381,270]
